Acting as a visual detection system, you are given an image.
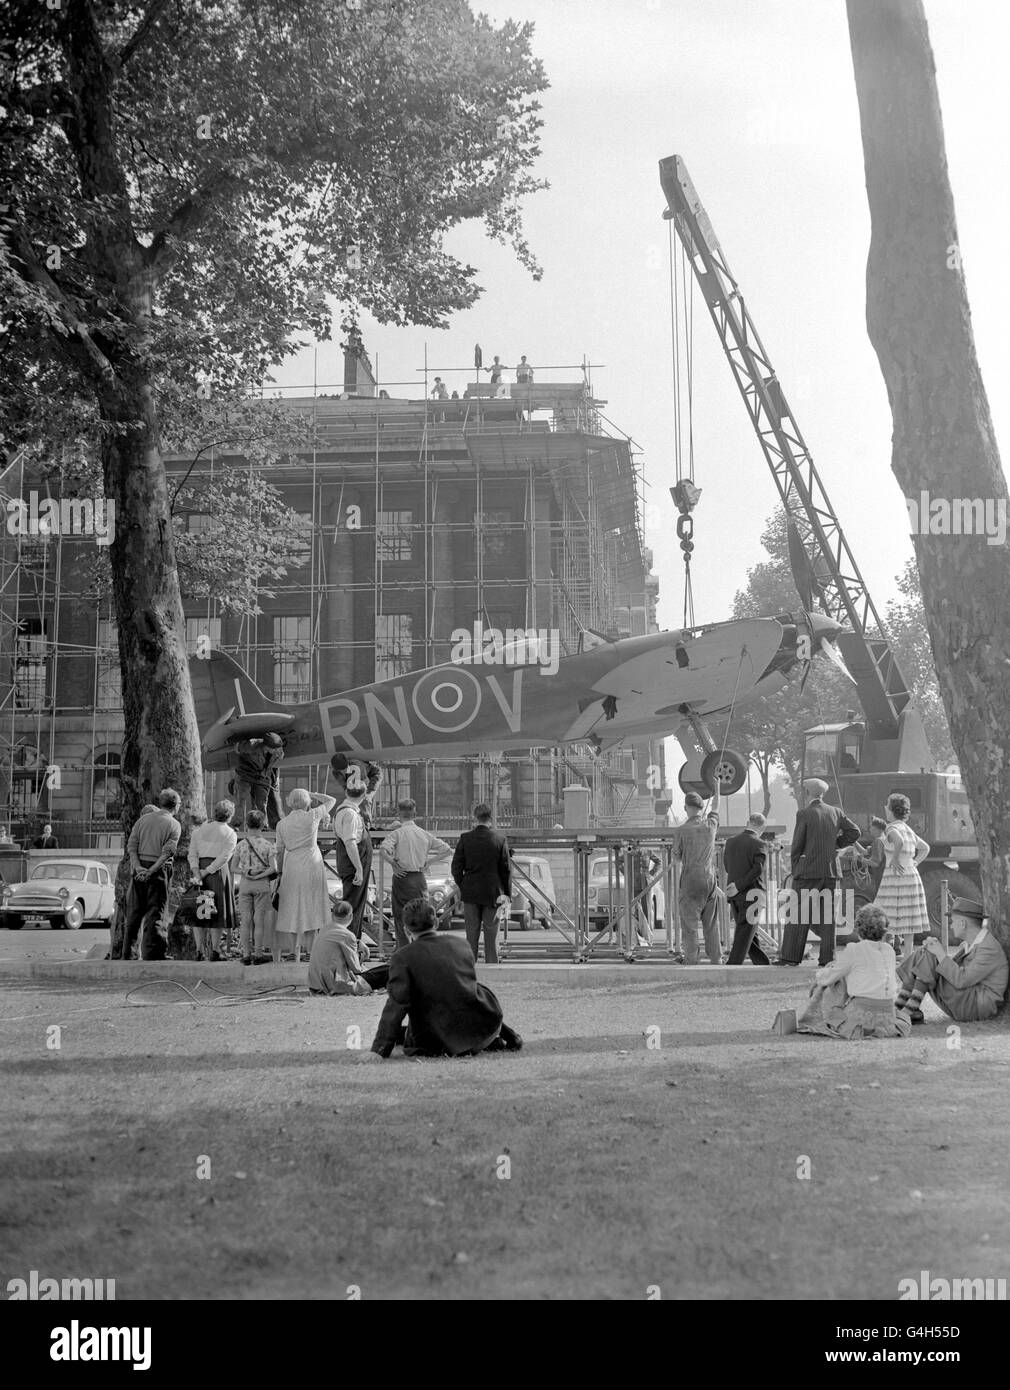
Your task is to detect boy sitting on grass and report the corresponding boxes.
[308,900,389,996]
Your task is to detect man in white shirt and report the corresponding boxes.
[330,772,372,941]
[895,897,1009,1023]
[379,799,451,950]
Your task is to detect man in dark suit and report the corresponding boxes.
[360,899,522,1059]
[32,823,60,849]
[777,778,860,967]
[723,813,770,965]
[451,803,511,964]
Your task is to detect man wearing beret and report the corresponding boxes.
[777,777,860,967]
[894,897,1008,1023]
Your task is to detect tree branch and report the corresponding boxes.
[118,0,172,68]
[7,225,117,389]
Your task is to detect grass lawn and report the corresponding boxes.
[2,974,1009,1300]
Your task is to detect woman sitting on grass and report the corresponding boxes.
[797,903,911,1039]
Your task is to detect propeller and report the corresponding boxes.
[818,636,858,686]
[786,519,821,614]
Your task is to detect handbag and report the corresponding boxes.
[176,881,217,928]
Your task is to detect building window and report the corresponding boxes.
[380,765,413,812]
[273,616,312,702]
[375,614,412,681]
[185,616,222,655]
[186,513,215,536]
[14,619,47,708]
[478,509,515,562]
[96,619,121,710]
[91,751,122,820]
[287,513,313,570]
[377,510,413,561]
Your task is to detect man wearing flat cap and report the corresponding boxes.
[777,777,860,967]
[894,898,1008,1023]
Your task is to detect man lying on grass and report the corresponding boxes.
[358,898,523,1062]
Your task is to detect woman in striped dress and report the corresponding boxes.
[874,793,930,951]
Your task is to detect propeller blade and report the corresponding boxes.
[786,521,817,613]
[820,638,858,686]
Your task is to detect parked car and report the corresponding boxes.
[587,853,665,930]
[510,854,555,930]
[0,859,115,930]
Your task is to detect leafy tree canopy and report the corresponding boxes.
[0,0,549,451]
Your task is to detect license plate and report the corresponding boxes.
[23,916,50,928]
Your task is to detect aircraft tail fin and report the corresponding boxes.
[189,649,281,727]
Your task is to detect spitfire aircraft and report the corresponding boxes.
[189,610,849,795]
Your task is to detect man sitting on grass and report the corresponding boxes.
[308,900,389,996]
[358,898,522,1061]
[895,897,1008,1024]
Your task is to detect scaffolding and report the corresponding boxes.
[0,360,662,845]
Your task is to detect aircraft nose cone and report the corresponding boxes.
[805,612,846,646]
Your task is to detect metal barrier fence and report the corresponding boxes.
[363,828,796,965]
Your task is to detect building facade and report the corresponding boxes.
[0,343,665,843]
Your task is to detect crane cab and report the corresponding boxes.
[801,719,976,854]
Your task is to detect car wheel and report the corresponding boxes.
[64,900,85,930]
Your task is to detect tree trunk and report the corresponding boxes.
[99,371,204,959]
[847,0,1010,953]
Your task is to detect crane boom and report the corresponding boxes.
[659,155,912,741]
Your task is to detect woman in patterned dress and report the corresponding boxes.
[874,793,930,951]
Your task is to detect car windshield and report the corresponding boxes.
[427,857,453,882]
[30,864,86,881]
[590,860,619,879]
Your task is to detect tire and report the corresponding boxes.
[64,900,85,931]
[700,748,748,795]
[918,867,981,935]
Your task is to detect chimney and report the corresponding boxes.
[341,326,376,397]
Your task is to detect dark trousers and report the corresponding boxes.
[121,864,170,960]
[779,877,837,966]
[391,870,427,950]
[463,901,500,964]
[389,1019,520,1056]
[726,891,770,965]
[336,833,373,940]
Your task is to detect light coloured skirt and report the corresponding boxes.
[276,846,329,947]
[798,979,912,1039]
[874,867,930,936]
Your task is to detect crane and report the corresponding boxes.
[659,154,979,919]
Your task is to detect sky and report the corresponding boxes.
[273,0,1009,638]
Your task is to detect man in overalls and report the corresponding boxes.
[676,782,722,964]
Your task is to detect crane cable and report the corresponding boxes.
[668,220,698,628]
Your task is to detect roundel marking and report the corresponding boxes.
[412,668,482,733]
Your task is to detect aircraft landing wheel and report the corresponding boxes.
[701,748,748,795]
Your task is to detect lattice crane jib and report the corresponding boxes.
[660,154,910,736]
